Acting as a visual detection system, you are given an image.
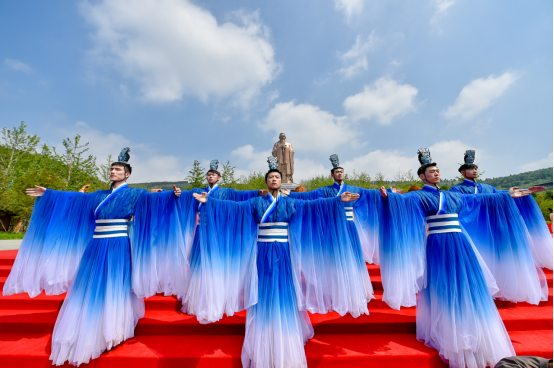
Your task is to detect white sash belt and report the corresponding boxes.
[426,214,462,234]
[257,222,288,243]
[93,219,130,238]
[345,207,354,221]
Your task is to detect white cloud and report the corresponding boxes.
[343,140,477,180]
[337,32,377,79]
[81,0,279,104]
[338,57,368,79]
[4,58,32,73]
[430,0,456,25]
[260,101,359,153]
[521,153,553,172]
[343,77,418,124]
[340,33,377,60]
[334,0,365,21]
[59,122,186,183]
[443,72,518,120]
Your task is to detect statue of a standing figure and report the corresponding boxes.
[272,133,294,183]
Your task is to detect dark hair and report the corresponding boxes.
[417,163,437,176]
[331,167,344,175]
[111,162,132,174]
[206,169,221,177]
[265,169,282,181]
[458,163,478,173]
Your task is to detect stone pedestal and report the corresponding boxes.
[281,183,300,191]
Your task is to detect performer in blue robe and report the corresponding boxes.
[287,155,421,310]
[286,155,376,302]
[287,154,384,266]
[450,150,552,271]
[179,160,260,322]
[379,148,520,368]
[192,157,370,368]
[3,148,188,366]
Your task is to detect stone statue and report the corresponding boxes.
[272,133,294,183]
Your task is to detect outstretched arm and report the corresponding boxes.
[150,185,182,197]
[508,187,534,198]
[193,192,208,203]
[25,186,47,197]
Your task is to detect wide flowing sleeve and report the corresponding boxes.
[459,192,548,304]
[353,188,383,264]
[512,195,553,269]
[184,197,258,324]
[3,189,99,297]
[131,190,193,300]
[288,188,324,200]
[289,196,370,318]
[378,192,427,310]
[223,188,260,201]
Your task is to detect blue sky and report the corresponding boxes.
[0,0,552,183]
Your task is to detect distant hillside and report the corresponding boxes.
[480,167,553,190]
[129,181,191,191]
[131,168,553,191]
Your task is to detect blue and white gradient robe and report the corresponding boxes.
[4,184,187,366]
[383,186,516,368]
[288,182,382,265]
[449,180,549,304]
[451,179,553,270]
[196,193,371,368]
[180,184,259,323]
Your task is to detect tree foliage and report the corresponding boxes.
[221,160,238,189]
[187,160,206,188]
[0,122,109,232]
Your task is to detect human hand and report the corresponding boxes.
[193,192,208,203]
[258,189,269,196]
[527,186,546,194]
[509,187,531,198]
[390,186,403,194]
[341,191,360,202]
[173,185,181,197]
[150,189,163,193]
[25,186,46,197]
[379,186,388,198]
[281,189,290,196]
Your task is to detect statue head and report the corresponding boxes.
[279,133,286,141]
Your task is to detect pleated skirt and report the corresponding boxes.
[416,232,515,368]
[50,237,144,366]
[242,241,313,368]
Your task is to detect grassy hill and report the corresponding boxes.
[480,167,552,190]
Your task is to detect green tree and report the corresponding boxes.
[0,121,40,176]
[188,160,206,188]
[99,154,114,188]
[53,134,98,190]
[237,171,266,191]
[221,160,237,188]
[374,172,386,188]
[9,169,66,231]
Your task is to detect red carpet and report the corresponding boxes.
[0,249,551,367]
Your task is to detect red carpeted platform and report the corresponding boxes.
[0,249,551,367]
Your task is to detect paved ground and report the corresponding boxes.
[0,240,22,251]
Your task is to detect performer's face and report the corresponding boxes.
[462,167,479,179]
[206,172,220,185]
[331,169,345,182]
[420,166,440,184]
[266,172,282,190]
[110,165,130,182]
